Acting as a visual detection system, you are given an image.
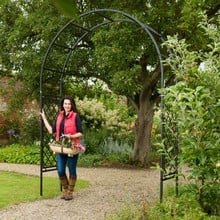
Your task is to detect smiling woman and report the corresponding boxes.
[40,95,84,200]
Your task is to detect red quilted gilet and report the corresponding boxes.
[55,111,80,145]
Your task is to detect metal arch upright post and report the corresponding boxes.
[39,52,44,196]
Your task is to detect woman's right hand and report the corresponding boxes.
[40,109,45,119]
[40,109,53,134]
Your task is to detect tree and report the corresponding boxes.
[52,0,220,165]
[0,0,219,165]
[0,0,69,95]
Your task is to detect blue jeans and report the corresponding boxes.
[57,153,79,177]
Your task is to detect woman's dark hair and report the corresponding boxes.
[60,95,78,113]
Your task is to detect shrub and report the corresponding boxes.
[76,97,135,154]
[76,97,133,134]
[161,15,220,216]
[0,144,40,164]
[19,109,40,144]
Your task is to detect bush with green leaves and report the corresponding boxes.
[0,143,133,167]
[0,144,40,164]
[19,109,40,144]
[76,96,133,132]
[146,186,219,220]
[107,185,219,220]
[82,128,111,154]
[77,128,133,165]
[76,96,135,153]
[161,15,220,216]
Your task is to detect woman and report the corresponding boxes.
[40,95,83,201]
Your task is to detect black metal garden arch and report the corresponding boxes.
[40,8,179,200]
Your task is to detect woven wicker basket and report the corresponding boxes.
[49,142,85,157]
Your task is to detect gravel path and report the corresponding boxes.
[0,163,160,220]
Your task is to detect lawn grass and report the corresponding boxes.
[0,171,89,209]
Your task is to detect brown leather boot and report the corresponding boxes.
[65,176,76,201]
[59,176,69,199]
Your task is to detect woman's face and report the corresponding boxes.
[63,99,72,113]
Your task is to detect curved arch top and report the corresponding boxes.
[39,9,178,200]
[40,8,165,100]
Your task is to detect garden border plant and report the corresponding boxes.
[161,14,220,216]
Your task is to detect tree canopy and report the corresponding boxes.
[1,0,219,95]
[0,0,219,164]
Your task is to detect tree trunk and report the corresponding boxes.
[133,97,155,166]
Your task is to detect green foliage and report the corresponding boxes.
[76,96,135,139]
[0,0,68,96]
[98,93,136,122]
[99,137,132,155]
[0,142,134,168]
[78,95,136,158]
[107,202,149,220]
[91,21,151,98]
[78,154,105,167]
[1,0,219,165]
[19,110,40,145]
[82,128,111,154]
[52,0,79,18]
[147,186,220,220]
[79,130,134,167]
[98,137,133,164]
[0,113,21,137]
[64,79,109,100]
[3,107,40,145]
[161,15,220,216]
[107,185,220,220]
[0,144,40,164]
